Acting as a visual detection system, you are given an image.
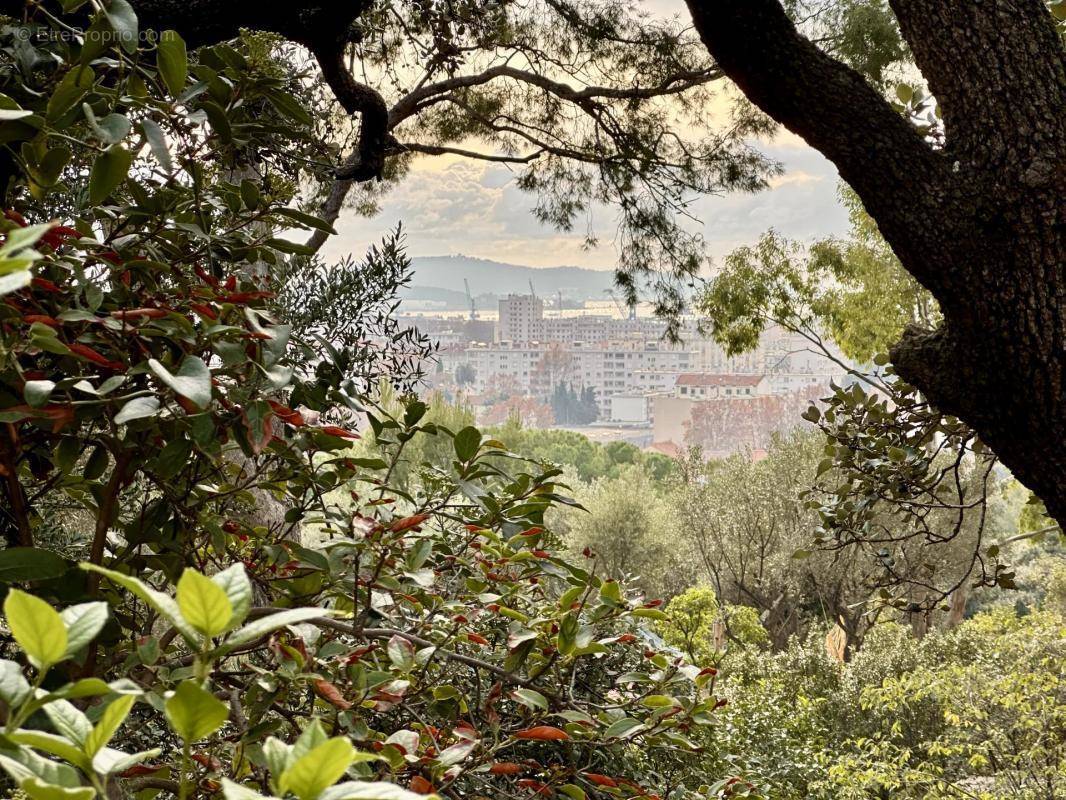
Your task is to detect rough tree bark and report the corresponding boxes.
[686,0,1066,526]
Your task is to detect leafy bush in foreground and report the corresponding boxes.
[0,6,723,799]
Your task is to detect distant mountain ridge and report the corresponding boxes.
[405,255,617,308]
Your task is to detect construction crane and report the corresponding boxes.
[528,279,536,300]
[464,278,478,321]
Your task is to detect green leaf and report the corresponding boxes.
[176,569,233,637]
[9,731,92,773]
[34,147,72,187]
[436,739,476,767]
[0,547,69,582]
[222,608,329,649]
[630,608,668,621]
[319,783,439,800]
[114,396,160,425]
[165,680,229,742]
[43,699,93,745]
[0,659,31,706]
[60,602,108,657]
[511,688,549,711]
[220,779,273,800]
[85,694,136,755]
[598,580,622,605]
[80,564,199,645]
[239,179,260,210]
[91,747,161,776]
[83,447,109,481]
[641,694,678,708]
[82,105,130,145]
[88,145,134,205]
[46,68,94,122]
[201,100,233,143]
[210,563,252,630]
[276,207,336,235]
[40,677,114,702]
[280,738,356,800]
[602,717,643,739]
[386,635,415,671]
[4,589,67,669]
[265,89,312,127]
[19,778,96,800]
[0,270,31,296]
[156,30,187,97]
[103,0,138,53]
[0,745,82,787]
[23,379,54,407]
[149,356,212,409]
[557,612,578,656]
[453,426,482,462]
[265,237,314,256]
[140,119,173,173]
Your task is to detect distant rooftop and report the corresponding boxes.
[675,373,766,388]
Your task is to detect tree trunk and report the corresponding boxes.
[685,0,1066,526]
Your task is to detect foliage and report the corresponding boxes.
[275,227,435,394]
[697,204,935,366]
[332,0,779,332]
[803,371,1015,609]
[658,587,720,665]
[702,606,1066,799]
[490,424,675,483]
[695,197,1024,610]
[657,588,769,668]
[549,383,598,427]
[550,465,691,601]
[0,8,729,800]
[671,433,873,649]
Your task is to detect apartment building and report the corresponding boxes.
[496,294,544,343]
[440,339,697,416]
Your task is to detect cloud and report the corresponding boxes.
[322,135,848,274]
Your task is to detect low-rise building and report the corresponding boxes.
[673,373,771,399]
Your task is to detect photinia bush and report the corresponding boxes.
[0,4,728,799]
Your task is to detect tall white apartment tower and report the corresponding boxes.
[496,294,544,343]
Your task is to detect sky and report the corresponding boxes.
[320,2,850,273]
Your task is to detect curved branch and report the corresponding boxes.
[398,142,546,164]
[304,62,723,252]
[684,0,955,293]
[389,64,720,127]
[314,47,391,183]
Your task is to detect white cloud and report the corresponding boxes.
[322,137,848,274]
[320,0,850,273]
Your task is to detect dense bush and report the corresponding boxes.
[701,606,1066,799]
[0,7,725,800]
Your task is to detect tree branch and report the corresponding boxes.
[304,61,721,252]
[314,46,391,183]
[684,0,956,293]
[888,0,1066,166]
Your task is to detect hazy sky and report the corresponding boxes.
[321,1,849,272]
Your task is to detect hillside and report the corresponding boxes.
[404,254,618,308]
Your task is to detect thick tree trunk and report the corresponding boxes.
[890,204,1066,525]
[686,0,1066,526]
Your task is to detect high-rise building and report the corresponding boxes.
[496,294,544,343]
